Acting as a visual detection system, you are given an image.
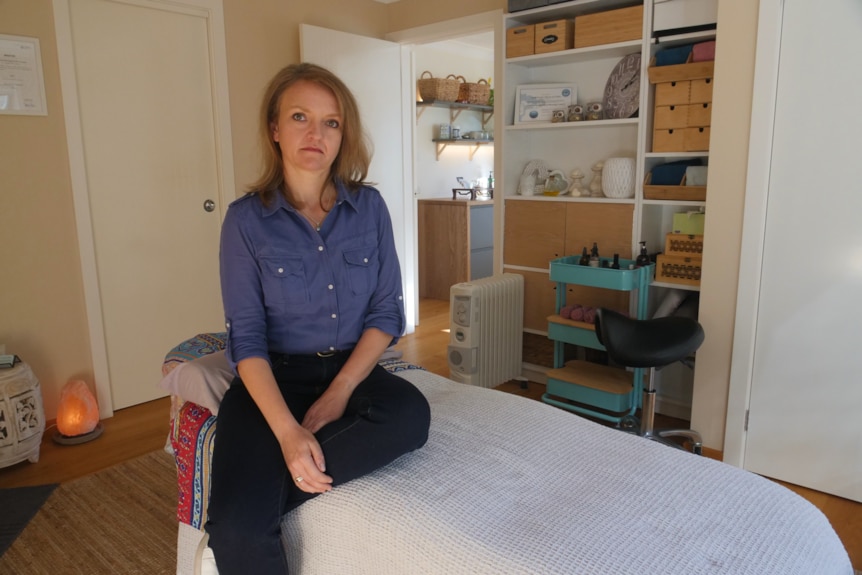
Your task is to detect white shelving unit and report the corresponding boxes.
[498,0,717,419]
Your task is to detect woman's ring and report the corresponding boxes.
[295,476,303,483]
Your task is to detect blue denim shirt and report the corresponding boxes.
[219,182,405,371]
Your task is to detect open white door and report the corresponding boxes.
[728,0,862,502]
[301,25,415,334]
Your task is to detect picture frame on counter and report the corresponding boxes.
[514,83,577,124]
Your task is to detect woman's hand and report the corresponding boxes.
[301,383,351,434]
[280,425,332,494]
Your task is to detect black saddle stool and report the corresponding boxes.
[595,308,705,454]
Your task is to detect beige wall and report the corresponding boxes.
[690,0,760,451]
[0,2,89,418]
[387,0,505,30]
[2,0,759,451]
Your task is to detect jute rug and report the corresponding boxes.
[0,449,177,574]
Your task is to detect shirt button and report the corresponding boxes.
[363,258,368,263]
[318,246,324,252]
[277,267,284,274]
[329,346,335,351]
[331,313,337,319]
[398,296,403,301]
[225,321,231,328]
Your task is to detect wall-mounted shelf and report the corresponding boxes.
[417,100,493,127]
[432,138,493,161]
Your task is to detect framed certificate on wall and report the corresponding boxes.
[0,34,47,116]
[514,83,577,124]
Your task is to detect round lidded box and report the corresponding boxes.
[0,361,46,469]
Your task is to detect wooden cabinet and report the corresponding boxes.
[503,199,633,337]
[418,199,493,300]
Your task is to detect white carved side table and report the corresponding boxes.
[0,362,46,469]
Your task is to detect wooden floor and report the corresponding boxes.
[1,297,858,569]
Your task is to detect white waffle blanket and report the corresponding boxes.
[281,369,852,575]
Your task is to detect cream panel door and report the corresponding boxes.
[61,0,230,410]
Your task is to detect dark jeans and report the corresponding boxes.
[205,352,431,575]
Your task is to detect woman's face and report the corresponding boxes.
[272,80,343,177]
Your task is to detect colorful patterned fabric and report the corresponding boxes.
[164,335,424,529]
[162,333,227,376]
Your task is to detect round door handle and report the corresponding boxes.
[203,199,215,212]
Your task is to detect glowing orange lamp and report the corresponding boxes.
[53,380,103,445]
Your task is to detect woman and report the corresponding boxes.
[205,63,431,574]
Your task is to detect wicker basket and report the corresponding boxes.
[457,77,491,105]
[417,71,461,102]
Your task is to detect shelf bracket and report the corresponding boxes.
[416,106,428,125]
[449,108,464,125]
[482,110,493,128]
[435,142,449,161]
[468,144,480,161]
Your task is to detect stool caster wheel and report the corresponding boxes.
[618,415,639,433]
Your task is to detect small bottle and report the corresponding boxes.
[488,171,494,190]
[611,253,621,269]
[589,242,600,267]
[635,242,650,267]
[578,247,590,266]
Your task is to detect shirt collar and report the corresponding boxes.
[260,180,359,218]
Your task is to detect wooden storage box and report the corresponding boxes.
[574,5,643,49]
[653,127,685,153]
[690,77,714,103]
[684,126,710,151]
[653,126,711,152]
[648,57,715,84]
[654,104,690,130]
[665,233,704,256]
[534,19,573,54]
[655,80,691,106]
[507,24,535,58]
[687,102,712,127]
[643,173,707,201]
[655,253,702,286]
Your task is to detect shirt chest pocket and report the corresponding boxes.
[343,247,378,296]
[261,257,309,307]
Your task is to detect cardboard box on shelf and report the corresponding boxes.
[672,212,705,235]
[507,24,535,58]
[574,5,643,49]
[534,19,573,54]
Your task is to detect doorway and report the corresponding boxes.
[387,12,502,325]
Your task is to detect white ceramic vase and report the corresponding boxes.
[602,157,636,199]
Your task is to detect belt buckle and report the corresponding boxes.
[316,350,336,358]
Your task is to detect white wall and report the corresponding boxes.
[414,44,494,198]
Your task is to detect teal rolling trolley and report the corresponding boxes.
[542,256,654,424]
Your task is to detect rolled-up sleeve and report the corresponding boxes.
[220,202,269,372]
[362,192,406,343]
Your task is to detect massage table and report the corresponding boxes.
[162,333,852,574]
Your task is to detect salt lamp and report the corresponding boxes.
[53,380,103,445]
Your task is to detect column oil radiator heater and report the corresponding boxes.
[448,273,524,388]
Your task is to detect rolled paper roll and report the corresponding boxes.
[582,306,596,324]
[559,305,574,319]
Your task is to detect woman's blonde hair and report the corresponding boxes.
[248,63,371,205]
